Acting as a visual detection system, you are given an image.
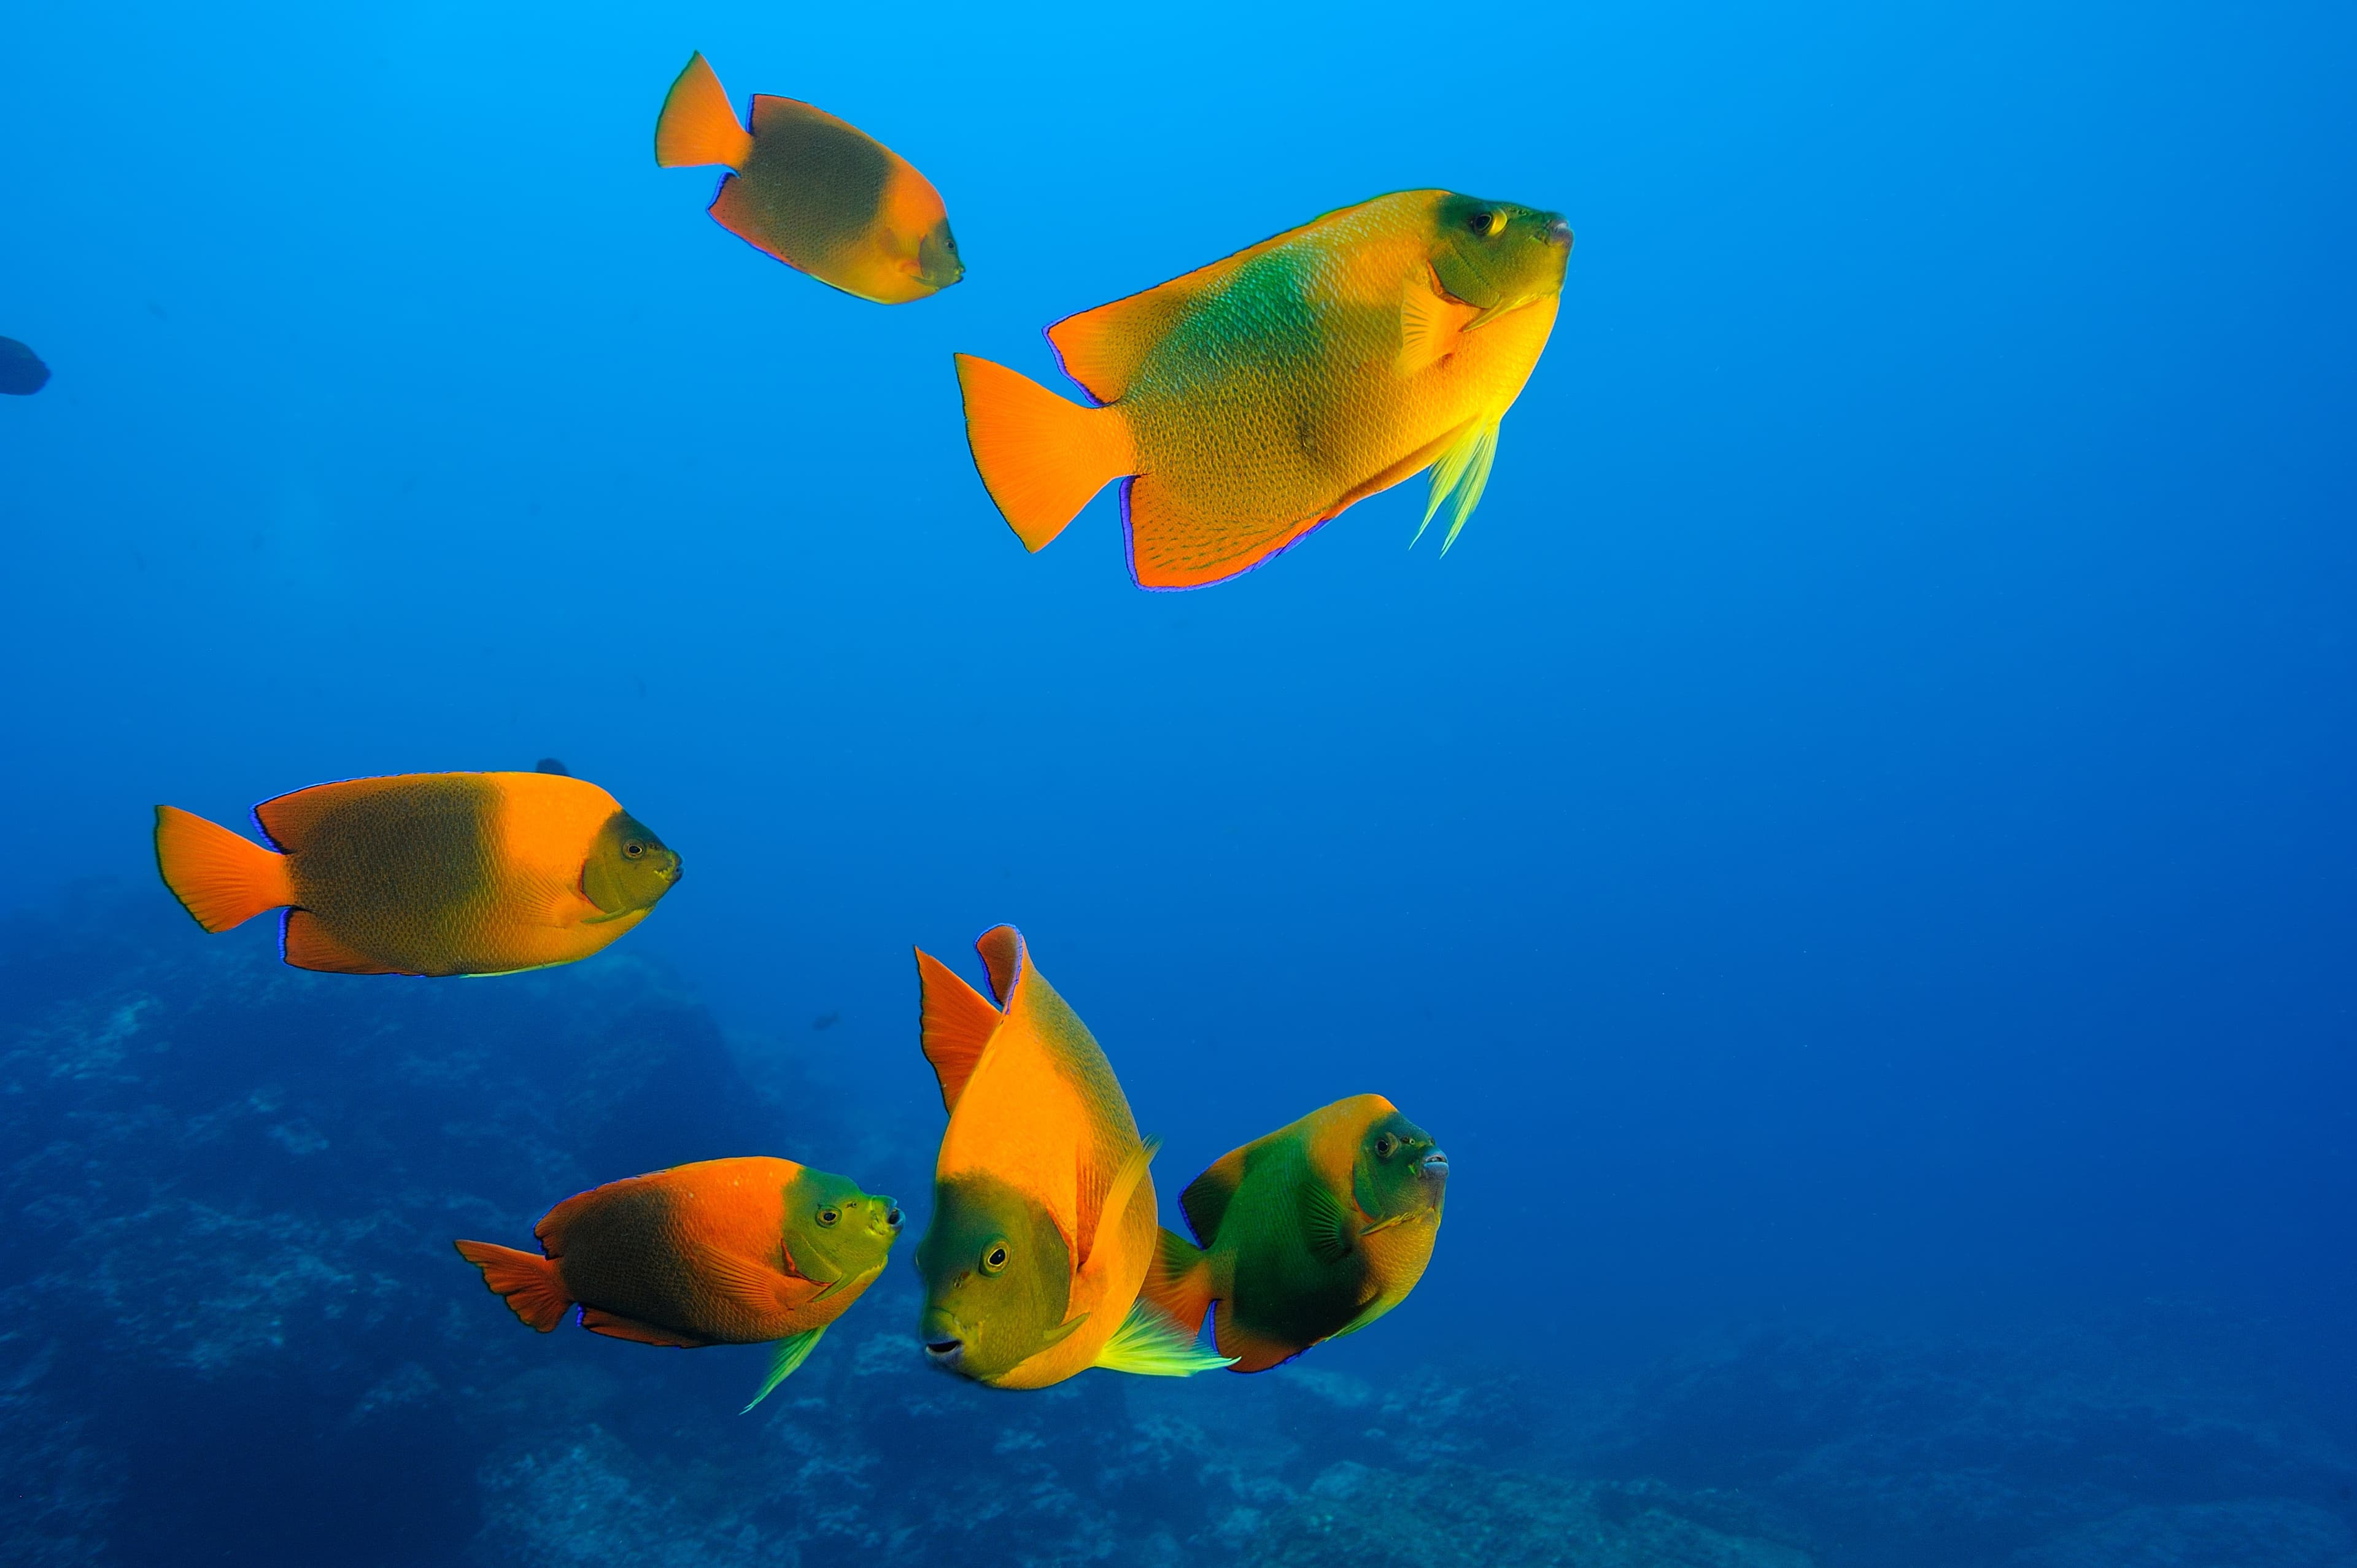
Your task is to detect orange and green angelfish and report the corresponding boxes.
[455,1157,901,1408]
[912,926,1231,1389]
[152,764,681,976]
[954,190,1571,589]
[1143,1095,1448,1372]
[654,51,963,305]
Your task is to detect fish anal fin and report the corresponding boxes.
[741,1326,827,1412]
[954,356,1136,552]
[1180,1147,1249,1246]
[152,806,293,932]
[579,1308,711,1348]
[1396,272,1479,376]
[1210,1302,1304,1374]
[915,946,1001,1113]
[654,52,752,171]
[1095,1299,1234,1377]
[1301,1178,1355,1266]
[1122,477,1328,591]
[282,912,407,976]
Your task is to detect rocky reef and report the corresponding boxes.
[2,887,2351,1567]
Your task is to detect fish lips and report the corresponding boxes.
[1419,1149,1451,1183]
[920,1309,968,1373]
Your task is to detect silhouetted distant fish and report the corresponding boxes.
[536,757,571,776]
[0,338,49,395]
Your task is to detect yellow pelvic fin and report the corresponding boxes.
[1094,1298,1236,1377]
[1412,414,1503,554]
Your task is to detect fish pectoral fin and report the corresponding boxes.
[1412,414,1503,555]
[1094,1299,1236,1377]
[694,1244,812,1318]
[1327,1291,1404,1342]
[741,1327,827,1413]
[1300,1178,1355,1267]
[1078,1136,1160,1278]
[1396,272,1477,376]
[1036,1310,1091,1351]
[1356,1211,1413,1237]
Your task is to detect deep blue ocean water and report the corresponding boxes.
[2,2,2353,1564]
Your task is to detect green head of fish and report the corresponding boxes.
[784,1167,903,1296]
[1352,1108,1449,1226]
[914,217,964,292]
[581,809,683,916]
[1428,194,1573,319]
[915,1170,1074,1383]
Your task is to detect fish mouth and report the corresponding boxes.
[870,1201,904,1240]
[1420,1149,1450,1179]
[1543,215,1573,249]
[923,1337,964,1370]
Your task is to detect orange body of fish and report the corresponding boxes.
[152,771,681,976]
[913,927,1166,1389]
[454,1157,897,1347]
[956,189,1571,588]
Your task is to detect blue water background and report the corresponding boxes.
[2,0,2354,1535]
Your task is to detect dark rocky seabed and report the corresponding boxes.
[3,889,2351,1567]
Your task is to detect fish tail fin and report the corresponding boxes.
[741,1326,827,1413]
[152,805,293,932]
[1413,413,1503,553]
[1140,1225,1214,1338]
[453,1240,573,1332]
[953,353,1136,551]
[654,52,752,171]
[1094,1297,1236,1377]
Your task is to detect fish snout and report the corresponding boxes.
[1544,215,1573,250]
[870,1199,904,1240]
[658,849,684,886]
[920,1308,966,1371]
[1420,1148,1451,1183]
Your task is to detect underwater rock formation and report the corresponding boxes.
[2,888,2351,1567]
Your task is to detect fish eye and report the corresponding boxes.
[623,840,646,859]
[817,1206,840,1227]
[1467,210,1495,237]
[981,1242,1009,1275]
[1375,1134,1398,1158]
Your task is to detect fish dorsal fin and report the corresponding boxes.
[1094,1298,1236,1377]
[1397,269,1480,376]
[1300,1176,1355,1266]
[250,775,408,853]
[1411,413,1503,554]
[1079,1136,1158,1278]
[1046,200,1380,404]
[1046,288,1191,405]
[1179,1146,1250,1246]
[915,946,1002,1113]
[974,924,1025,1005]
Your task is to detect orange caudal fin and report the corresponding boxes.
[654,52,752,171]
[1142,1226,1213,1340]
[153,805,293,932]
[454,1240,573,1332]
[953,354,1136,552]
